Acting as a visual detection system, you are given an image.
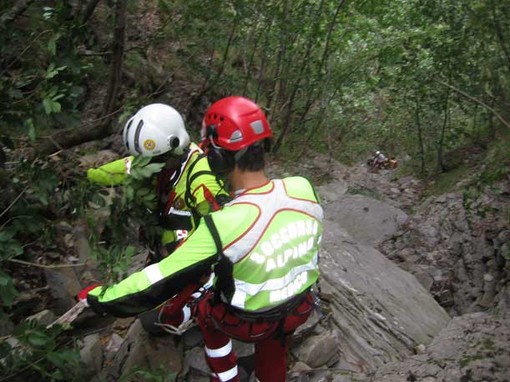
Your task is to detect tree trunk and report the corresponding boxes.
[415,98,426,174]
[254,14,276,105]
[33,0,126,157]
[81,0,102,25]
[272,0,326,153]
[186,16,239,121]
[100,0,127,124]
[266,0,289,115]
[0,0,35,29]
[491,3,510,74]
[34,123,117,157]
[295,0,346,137]
[436,91,449,172]
[318,0,346,70]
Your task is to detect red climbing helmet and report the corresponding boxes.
[201,96,272,151]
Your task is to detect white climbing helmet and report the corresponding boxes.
[123,103,190,157]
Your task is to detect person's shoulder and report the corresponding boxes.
[282,175,314,188]
[189,142,205,154]
[208,201,259,226]
[281,176,319,201]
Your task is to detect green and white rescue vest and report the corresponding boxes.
[87,176,323,317]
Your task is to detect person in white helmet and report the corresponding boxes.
[370,150,388,170]
[87,103,229,334]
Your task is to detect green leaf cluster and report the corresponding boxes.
[0,322,84,381]
[0,1,96,140]
[84,156,164,282]
[0,158,61,312]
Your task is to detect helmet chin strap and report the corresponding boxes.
[234,147,248,161]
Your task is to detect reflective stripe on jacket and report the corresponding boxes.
[87,177,323,317]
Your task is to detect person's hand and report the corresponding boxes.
[77,284,101,306]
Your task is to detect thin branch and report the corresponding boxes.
[100,0,127,123]
[435,79,510,129]
[8,258,86,269]
[0,30,51,77]
[0,187,27,220]
[31,106,123,157]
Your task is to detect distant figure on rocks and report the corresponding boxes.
[79,96,324,382]
[368,150,397,171]
[372,150,388,168]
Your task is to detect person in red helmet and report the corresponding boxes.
[79,96,323,381]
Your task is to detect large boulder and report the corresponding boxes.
[318,218,450,374]
[371,312,510,382]
[322,193,408,246]
[100,319,182,381]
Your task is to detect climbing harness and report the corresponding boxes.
[202,214,318,342]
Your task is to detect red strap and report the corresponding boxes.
[77,284,101,301]
[203,186,221,211]
[160,282,203,315]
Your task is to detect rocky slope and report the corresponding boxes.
[297,153,510,382]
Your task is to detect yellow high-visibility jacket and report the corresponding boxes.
[87,143,228,247]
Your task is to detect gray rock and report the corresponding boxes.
[25,309,57,326]
[371,312,510,382]
[316,180,348,204]
[183,326,204,349]
[322,194,408,246]
[293,310,322,342]
[290,361,312,373]
[184,346,211,381]
[331,375,352,382]
[232,339,254,358]
[102,319,182,381]
[44,267,82,314]
[105,332,124,354]
[413,268,434,291]
[319,219,450,373]
[294,332,339,368]
[79,334,103,378]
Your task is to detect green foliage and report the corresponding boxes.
[346,186,383,201]
[477,129,510,186]
[120,365,176,382]
[0,322,84,381]
[423,164,473,198]
[0,1,508,379]
[0,268,19,306]
[85,157,164,282]
[91,244,137,283]
[0,1,95,139]
[0,157,61,311]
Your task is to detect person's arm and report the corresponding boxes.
[85,203,256,317]
[86,156,134,186]
[86,217,219,317]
